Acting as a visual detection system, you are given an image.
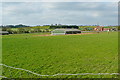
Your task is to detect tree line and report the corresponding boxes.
[1,27,50,34]
[50,25,79,29]
[1,24,29,28]
[1,24,118,34]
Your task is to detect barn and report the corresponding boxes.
[0,31,9,35]
[51,29,81,35]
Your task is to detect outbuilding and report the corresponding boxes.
[51,29,81,35]
[0,31,9,35]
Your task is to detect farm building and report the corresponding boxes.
[51,29,81,35]
[0,31,9,35]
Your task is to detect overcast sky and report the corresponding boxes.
[1,2,118,26]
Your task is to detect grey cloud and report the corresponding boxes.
[2,2,118,25]
[52,2,117,11]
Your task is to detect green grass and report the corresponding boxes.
[2,32,118,78]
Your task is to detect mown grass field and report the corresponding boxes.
[2,32,118,78]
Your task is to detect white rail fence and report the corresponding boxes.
[0,64,119,78]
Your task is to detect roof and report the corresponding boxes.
[53,29,81,31]
[0,31,9,33]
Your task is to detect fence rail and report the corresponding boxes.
[0,64,119,78]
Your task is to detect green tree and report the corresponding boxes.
[18,28,25,33]
[2,27,8,31]
[6,28,13,34]
[34,28,41,32]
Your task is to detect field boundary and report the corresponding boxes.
[0,64,119,77]
[33,32,96,36]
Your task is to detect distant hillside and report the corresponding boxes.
[1,24,29,28]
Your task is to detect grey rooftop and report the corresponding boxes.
[53,29,81,31]
[0,31,9,33]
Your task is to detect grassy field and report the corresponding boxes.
[2,32,118,78]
